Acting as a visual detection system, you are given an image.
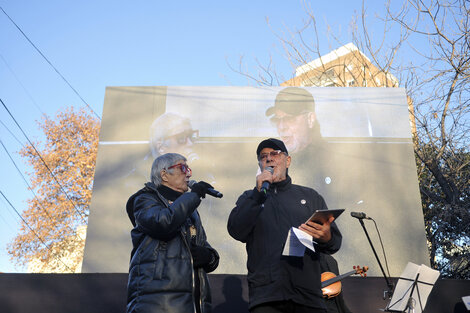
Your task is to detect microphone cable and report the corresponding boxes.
[370,217,391,279]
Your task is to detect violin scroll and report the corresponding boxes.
[353,265,368,277]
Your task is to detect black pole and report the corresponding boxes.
[406,273,421,312]
[358,218,394,297]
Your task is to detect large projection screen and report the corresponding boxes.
[82,86,429,277]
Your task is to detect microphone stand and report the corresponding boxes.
[358,218,394,299]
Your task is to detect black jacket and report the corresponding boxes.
[227,176,342,310]
[126,182,219,313]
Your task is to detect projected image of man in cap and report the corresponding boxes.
[265,87,321,154]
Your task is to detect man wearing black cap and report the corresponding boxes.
[264,87,339,205]
[265,87,321,155]
[227,138,342,313]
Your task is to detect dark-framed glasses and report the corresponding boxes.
[258,150,286,161]
[167,163,192,175]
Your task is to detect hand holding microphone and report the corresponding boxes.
[259,166,274,194]
[188,180,223,198]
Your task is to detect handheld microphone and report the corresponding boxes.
[260,167,274,194]
[350,211,371,220]
[188,180,223,198]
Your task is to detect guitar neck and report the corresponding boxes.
[321,270,357,288]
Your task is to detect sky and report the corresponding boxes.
[0,0,390,272]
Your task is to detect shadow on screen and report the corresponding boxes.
[212,275,249,313]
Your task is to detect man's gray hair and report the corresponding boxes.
[150,153,187,186]
[149,113,193,157]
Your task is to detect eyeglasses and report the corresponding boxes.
[270,112,308,126]
[167,163,192,175]
[258,150,286,161]
[168,130,199,145]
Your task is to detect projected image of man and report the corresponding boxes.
[267,87,322,155]
[266,87,337,201]
[150,112,199,162]
[124,112,200,189]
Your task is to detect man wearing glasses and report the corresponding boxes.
[126,153,219,313]
[123,112,201,190]
[227,138,342,313]
[266,87,322,155]
[150,112,199,163]
[266,87,343,212]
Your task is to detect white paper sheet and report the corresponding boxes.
[386,262,440,313]
[282,227,316,257]
[462,296,470,311]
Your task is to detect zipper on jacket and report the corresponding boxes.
[156,188,199,313]
[198,269,204,313]
[181,231,198,313]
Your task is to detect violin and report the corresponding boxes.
[321,265,368,299]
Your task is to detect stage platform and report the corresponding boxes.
[0,273,468,313]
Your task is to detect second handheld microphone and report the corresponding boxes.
[188,180,223,198]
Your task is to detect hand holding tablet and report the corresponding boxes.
[307,209,345,225]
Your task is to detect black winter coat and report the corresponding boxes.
[126,182,219,313]
[227,176,342,310]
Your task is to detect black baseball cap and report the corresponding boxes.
[265,87,315,117]
[256,138,288,156]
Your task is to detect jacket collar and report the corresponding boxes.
[156,184,183,202]
[144,181,158,192]
[271,175,292,191]
[145,182,175,207]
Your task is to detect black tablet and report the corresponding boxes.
[307,209,345,225]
